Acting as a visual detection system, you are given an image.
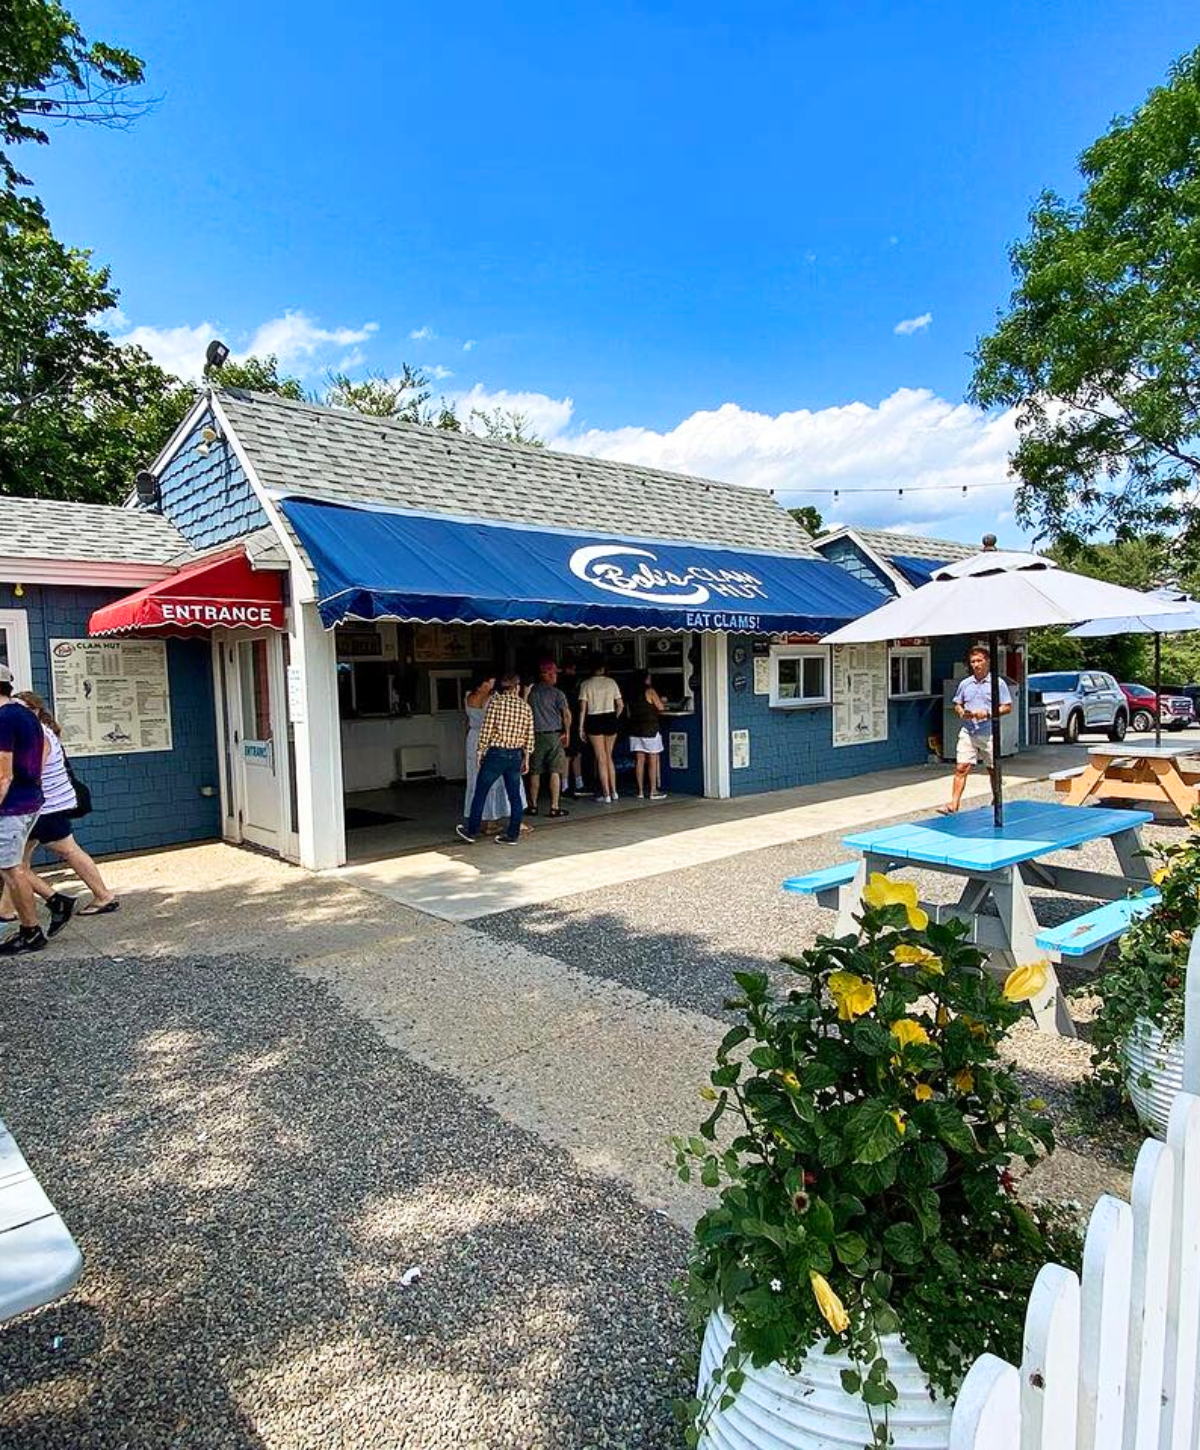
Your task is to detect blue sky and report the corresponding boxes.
[36,0,1200,543]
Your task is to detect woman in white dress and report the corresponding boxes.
[463,675,527,832]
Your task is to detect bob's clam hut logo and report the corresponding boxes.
[567,543,768,628]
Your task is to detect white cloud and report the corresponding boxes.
[450,383,576,442]
[426,364,455,381]
[409,325,435,341]
[558,387,1021,536]
[893,312,932,336]
[116,321,218,380]
[113,310,379,380]
[462,339,477,352]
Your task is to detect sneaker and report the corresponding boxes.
[48,893,76,938]
[455,824,477,844]
[494,834,519,845]
[574,779,585,791]
[650,791,668,800]
[0,926,47,956]
[594,793,607,803]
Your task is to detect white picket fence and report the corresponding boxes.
[949,935,1200,1450]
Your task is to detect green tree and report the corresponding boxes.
[468,404,544,447]
[206,353,305,400]
[0,217,189,501]
[1,0,148,199]
[788,504,823,535]
[324,364,461,429]
[972,46,1200,547]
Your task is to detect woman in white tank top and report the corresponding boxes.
[0,693,118,927]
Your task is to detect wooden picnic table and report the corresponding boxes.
[786,800,1155,1038]
[1055,741,1200,818]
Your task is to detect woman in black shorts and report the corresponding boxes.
[577,658,624,803]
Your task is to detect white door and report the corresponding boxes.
[231,633,284,851]
[0,610,32,690]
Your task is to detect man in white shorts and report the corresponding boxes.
[940,646,1012,816]
[0,667,47,955]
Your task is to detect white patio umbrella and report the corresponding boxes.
[1067,588,1200,749]
[823,543,1194,825]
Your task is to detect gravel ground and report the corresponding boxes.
[0,950,691,1450]
[478,781,1180,1199]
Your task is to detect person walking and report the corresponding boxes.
[0,668,47,955]
[525,660,572,818]
[11,692,118,921]
[463,673,527,835]
[577,657,623,803]
[456,673,534,845]
[939,645,1012,815]
[627,671,669,800]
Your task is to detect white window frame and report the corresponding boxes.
[0,609,32,692]
[888,646,932,699]
[428,669,474,716]
[769,645,830,709]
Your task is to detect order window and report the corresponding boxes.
[889,647,931,698]
[771,647,829,707]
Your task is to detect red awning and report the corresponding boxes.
[88,549,286,636]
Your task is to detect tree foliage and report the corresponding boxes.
[205,353,306,401]
[789,504,823,536]
[1,0,148,197]
[972,46,1200,546]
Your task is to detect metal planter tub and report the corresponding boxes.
[698,1307,953,1449]
[1123,1015,1186,1139]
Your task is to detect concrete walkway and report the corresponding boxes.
[332,744,1081,921]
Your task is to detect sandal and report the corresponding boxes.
[548,807,569,818]
[936,806,958,817]
[78,899,120,916]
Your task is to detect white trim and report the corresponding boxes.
[288,601,345,870]
[888,644,933,699]
[814,528,915,596]
[209,394,315,604]
[143,392,213,482]
[211,629,238,842]
[0,559,177,588]
[769,644,831,708]
[0,610,33,691]
[701,633,730,798]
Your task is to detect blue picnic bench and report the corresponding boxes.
[781,800,1155,1036]
[0,1117,83,1325]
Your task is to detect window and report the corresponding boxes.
[889,646,931,698]
[429,670,473,714]
[770,646,829,707]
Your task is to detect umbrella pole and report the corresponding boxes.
[990,631,1003,828]
[1155,632,1162,749]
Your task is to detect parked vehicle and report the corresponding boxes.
[1028,670,1128,743]
[1119,681,1196,732]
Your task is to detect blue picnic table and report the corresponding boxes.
[785,800,1156,1037]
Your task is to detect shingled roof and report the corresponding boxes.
[215,389,819,557]
[838,527,978,564]
[0,497,190,565]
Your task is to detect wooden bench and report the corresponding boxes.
[0,1118,83,1325]
[1033,888,1160,959]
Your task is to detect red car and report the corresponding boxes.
[1119,682,1196,732]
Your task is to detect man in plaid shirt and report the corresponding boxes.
[456,673,535,845]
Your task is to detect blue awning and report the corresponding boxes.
[279,497,886,634]
[890,555,950,589]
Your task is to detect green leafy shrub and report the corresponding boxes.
[675,874,1081,1448]
[1086,815,1200,1091]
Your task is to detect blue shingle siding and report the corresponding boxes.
[0,583,221,857]
[157,409,269,550]
[726,634,966,797]
[817,538,896,596]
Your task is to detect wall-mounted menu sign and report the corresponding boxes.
[50,638,173,757]
[832,642,888,749]
[413,624,493,662]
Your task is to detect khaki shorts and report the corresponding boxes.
[956,726,994,768]
[531,731,567,775]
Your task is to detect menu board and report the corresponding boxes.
[413,624,492,662]
[50,638,173,757]
[832,643,888,748]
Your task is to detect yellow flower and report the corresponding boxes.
[961,1015,988,1039]
[863,873,929,930]
[810,1271,850,1334]
[777,1070,801,1091]
[890,1019,931,1049]
[936,1005,951,1028]
[914,1083,934,1102]
[953,1069,975,1093]
[891,944,944,974]
[890,1110,908,1135]
[1002,962,1049,1004]
[828,971,878,1022]
[1153,865,1170,886]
